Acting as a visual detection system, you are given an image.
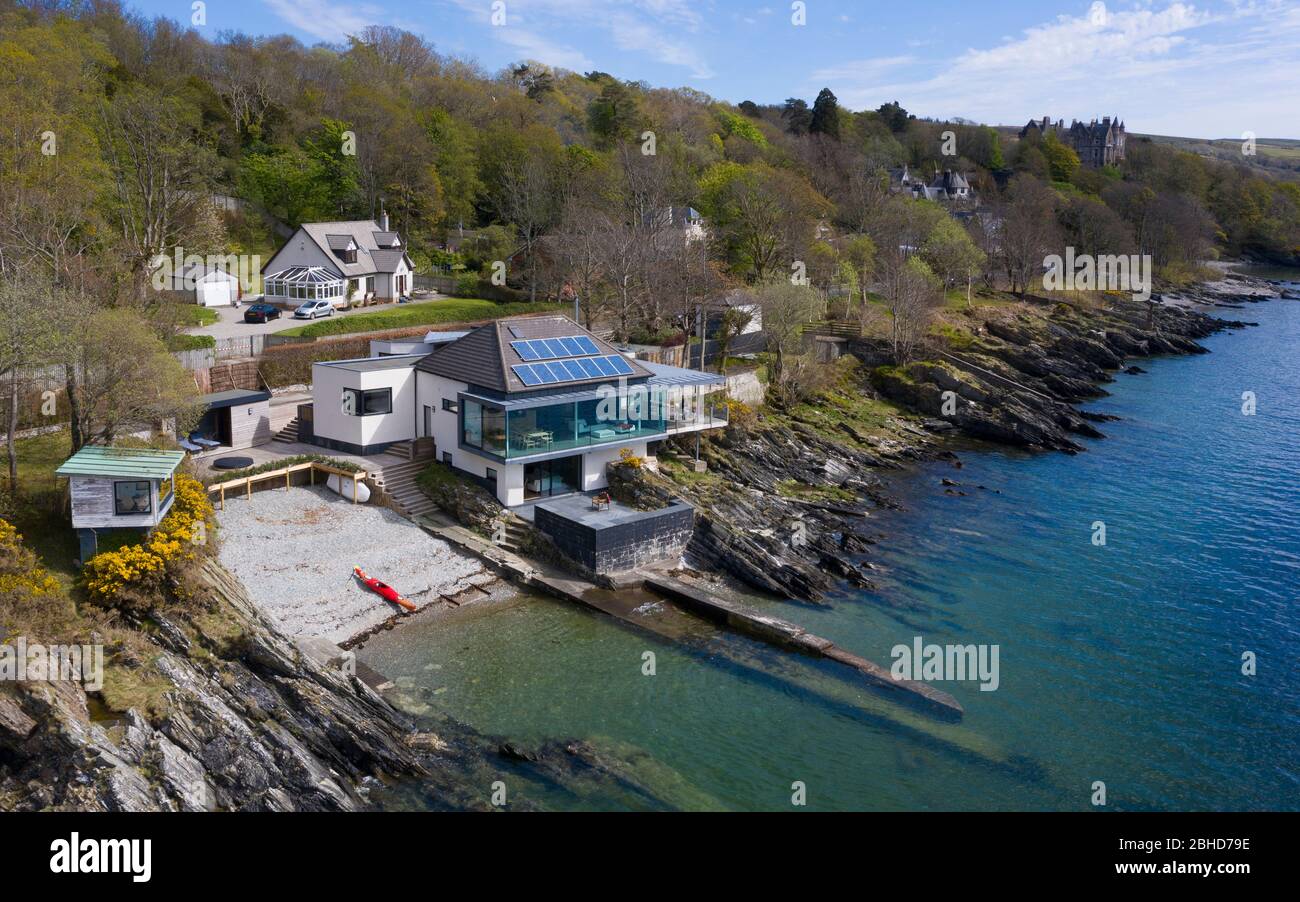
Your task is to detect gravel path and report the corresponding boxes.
[216,486,495,644]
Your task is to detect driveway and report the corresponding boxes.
[189,293,445,339]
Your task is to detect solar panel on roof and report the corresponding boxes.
[511,353,639,387]
[508,335,610,362]
[511,340,540,361]
[513,364,543,386]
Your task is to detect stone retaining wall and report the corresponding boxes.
[535,501,694,575]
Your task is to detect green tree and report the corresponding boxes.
[588,78,643,148]
[1041,133,1081,183]
[921,216,986,307]
[781,98,812,135]
[809,88,840,139]
[302,119,363,217]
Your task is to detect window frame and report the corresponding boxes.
[113,480,153,517]
[342,387,393,417]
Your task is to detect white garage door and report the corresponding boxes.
[197,279,235,306]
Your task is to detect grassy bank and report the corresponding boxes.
[276,298,562,339]
[1,429,77,583]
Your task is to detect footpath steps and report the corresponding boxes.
[377,456,438,519]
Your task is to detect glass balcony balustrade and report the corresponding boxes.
[460,386,728,460]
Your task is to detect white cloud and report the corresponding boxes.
[811,1,1300,138]
[444,0,714,77]
[263,0,384,43]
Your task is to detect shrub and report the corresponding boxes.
[453,273,482,297]
[83,473,215,609]
[167,334,216,351]
[723,397,756,431]
[0,519,82,643]
[616,447,643,469]
[204,454,361,486]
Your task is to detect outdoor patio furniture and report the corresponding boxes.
[590,427,616,440]
[191,436,220,448]
[212,456,254,470]
[591,493,611,511]
[179,438,202,453]
[521,429,553,450]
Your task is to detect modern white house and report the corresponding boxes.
[305,316,729,507]
[260,214,413,309]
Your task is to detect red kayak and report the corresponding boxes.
[353,566,417,612]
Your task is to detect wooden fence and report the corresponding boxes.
[213,335,266,360]
[207,460,367,510]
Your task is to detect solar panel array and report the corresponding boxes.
[512,354,634,387]
[511,336,600,361]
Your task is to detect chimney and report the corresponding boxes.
[379,202,389,232]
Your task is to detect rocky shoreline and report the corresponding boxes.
[632,272,1284,605]
[0,557,710,811]
[1,269,1288,812]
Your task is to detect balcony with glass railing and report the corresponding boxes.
[459,386,727,461]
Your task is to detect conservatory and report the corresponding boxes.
[262,266,347,307]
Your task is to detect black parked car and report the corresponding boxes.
[243,303,282,324]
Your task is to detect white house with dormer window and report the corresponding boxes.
[260,213,414,309]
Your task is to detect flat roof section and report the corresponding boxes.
[639,360,727,388]
[316,354,425,373]
[201,389,272,409]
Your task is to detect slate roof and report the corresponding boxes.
[417,315,652,394]
[370,249,407,273]
[267,220,413,279]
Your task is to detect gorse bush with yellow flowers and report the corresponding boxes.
[0,518,80,642]
[83,473,215,609]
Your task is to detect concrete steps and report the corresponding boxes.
[377,457,438,519]
[272,417,300,444]
[498,513,531,553]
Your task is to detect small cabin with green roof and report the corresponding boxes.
[55,446,186,560]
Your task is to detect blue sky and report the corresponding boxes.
[134,0,1300,137]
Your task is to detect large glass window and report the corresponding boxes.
[483,406,506,455]
[462,399,506,453]
[114,481,152,516]
[462,399,483,448]
[342,387,392,416]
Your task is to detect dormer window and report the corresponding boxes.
[342,248,357,264]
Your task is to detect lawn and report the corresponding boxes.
[170,304,219,327]
[1,428,79,583]
[277,298,563,338]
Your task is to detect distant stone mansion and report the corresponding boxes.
[1019,116,1127,167]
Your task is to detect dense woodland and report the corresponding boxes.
[3,0,1300,470]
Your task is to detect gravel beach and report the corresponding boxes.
[215,486,496,644]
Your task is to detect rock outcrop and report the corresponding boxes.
[0,560,433,811]
[649,291,1258,603]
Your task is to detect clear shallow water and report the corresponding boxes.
[362,290,1300,811]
